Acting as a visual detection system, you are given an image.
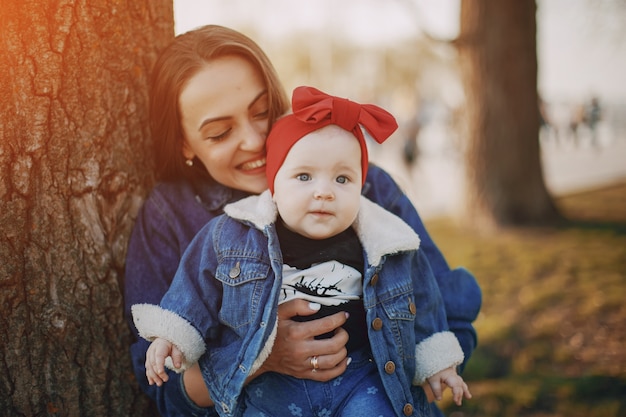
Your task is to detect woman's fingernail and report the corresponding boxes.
[309,302,321,311]
[346,357,352,366]
[344,312,350,318]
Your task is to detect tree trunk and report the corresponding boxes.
[457,0,561,229]
[0,1,173,415]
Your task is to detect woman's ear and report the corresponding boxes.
[182,140,195,160]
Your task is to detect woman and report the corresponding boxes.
[124,25,481,416]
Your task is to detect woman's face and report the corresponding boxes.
[179,55,270,194]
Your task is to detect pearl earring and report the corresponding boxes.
[185,159,194,167]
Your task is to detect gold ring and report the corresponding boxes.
[310,355,319,371]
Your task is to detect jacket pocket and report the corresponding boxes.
[377,291,418,358]
[215,257,271,329]
[381,294,416,322]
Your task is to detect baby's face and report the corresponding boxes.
[272,125,362,240]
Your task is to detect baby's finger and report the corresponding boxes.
[146,356,169,385]
[154,359,165,376]
[153,360,169,384]
[153,346,171,375]
[171,346,184,370]
[463,382,472,400]
[451,380,472,405]
[146,366,167,387]
[147,372,158,386]
[451,384,464,405]
[144,356,158,385]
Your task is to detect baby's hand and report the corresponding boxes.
[427,367,472,406]
[145,338,184,386]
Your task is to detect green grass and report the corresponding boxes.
[425,183,626,417]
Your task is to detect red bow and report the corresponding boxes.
[291,86,398,144]
[265,86,398,193]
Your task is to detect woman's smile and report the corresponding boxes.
[238,157,266,172]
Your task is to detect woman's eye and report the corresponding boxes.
[296,173,311,181]
[253,110,269,120]
[206,129,231,142]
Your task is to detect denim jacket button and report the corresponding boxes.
[229,261,241,278]
[370,273,379,286]
[408,301,417,315]
[384,361,395,374]
[371,317,383,331]
[403,403,414,416]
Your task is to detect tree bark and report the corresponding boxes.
[0,1,173,415]
[457,0,561,229]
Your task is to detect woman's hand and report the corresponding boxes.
[257,299,350,381]
[181,299,350,408]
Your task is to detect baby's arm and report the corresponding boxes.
[145,337,185,387]
[426,366,472,406]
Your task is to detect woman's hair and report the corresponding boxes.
[149,25,289,182]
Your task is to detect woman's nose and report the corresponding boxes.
[239,121,266,152]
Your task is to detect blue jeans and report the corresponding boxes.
[242,349,395,417]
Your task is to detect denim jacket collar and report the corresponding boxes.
[191,179,251,212]
[224,190,421,267]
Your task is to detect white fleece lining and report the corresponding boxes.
[224,191,421,267]
[132,303,206,373]
[249,318,278,375]
[352,197,420,266]
[223,190,278,231]
[413,331,464,385]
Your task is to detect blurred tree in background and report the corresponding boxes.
[457,0,561,229]
[264,0,566,229]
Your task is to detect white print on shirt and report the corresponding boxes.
[279,260,363,306]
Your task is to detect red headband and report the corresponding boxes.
[266,86,398,193]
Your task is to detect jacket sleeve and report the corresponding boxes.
[124,192,219,417]
[132,217,224,370]
[132,303,206,372]
[411,249,464,384]
[363,164,482,371]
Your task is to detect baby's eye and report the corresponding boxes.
[336,175,349,184]
[296,173,311,181]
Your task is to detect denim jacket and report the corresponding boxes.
[124,164,481,416]
[133,191,465,417]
